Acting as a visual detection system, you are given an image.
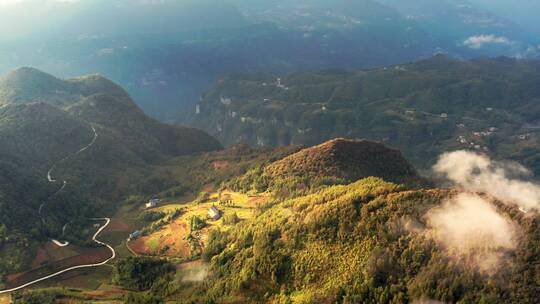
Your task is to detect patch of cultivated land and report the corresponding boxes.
[128,191,269,259]
[0,294,9,304]
[5,247,112,289]
[29,266,114,291]
[3,206,139,293]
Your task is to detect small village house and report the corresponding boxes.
[129,230,142,240]
[208,205,222,220]
[145,198,160,209]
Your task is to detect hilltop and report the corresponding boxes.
[227,138,424,196]
[0,67,221,163]
[265,138,419,184]
[0,67,131,107]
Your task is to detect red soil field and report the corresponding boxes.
[30,247,49,269]
[128,237,148,255]
[6,247,111,288]
[106,218,130,232]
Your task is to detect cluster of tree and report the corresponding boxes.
[125,292,164,304]
[12,288,88,304]
[222,212,241,225]
[139,211,167,223]
[12,290,60,304]
[190,216,207,232]
[112,257,176,292]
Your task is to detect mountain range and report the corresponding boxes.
[0,0,538,120]
[187,55,540,176]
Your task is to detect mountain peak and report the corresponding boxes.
[0,68,134,108]
[0,67,70,106]
[1,67,64,88]
[5,66,52,77]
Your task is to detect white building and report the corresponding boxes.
[220,96,232,105]
[208,206,221,220]
[145,199,160,209]
[129,230,142,240]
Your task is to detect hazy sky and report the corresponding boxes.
[469,0,540,33]
[0,0,539,42]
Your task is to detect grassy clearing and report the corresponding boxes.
[132,190,269,259]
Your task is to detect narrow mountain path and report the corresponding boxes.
[44,126,98,246]
[0,125,117,294]
[0,218,115,294]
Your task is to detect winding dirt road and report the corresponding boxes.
[0,218,115,294]
[45,126,98,246]
[0,125,116,294]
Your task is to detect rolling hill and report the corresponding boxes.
[264,138,418,183]
[226,138,425,198]
[196,177,539,303]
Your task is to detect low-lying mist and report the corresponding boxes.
[425,193,518,274]
[423,150,537,274]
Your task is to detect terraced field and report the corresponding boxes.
[128,190,269,259]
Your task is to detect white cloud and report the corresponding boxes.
[434,150,540,212]
[425,150,540,274]
[463,34,512,49]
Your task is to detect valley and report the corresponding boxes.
[0,67,222,296]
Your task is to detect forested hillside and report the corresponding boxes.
[0,68,221,282]
[188,55,540,175]
[227,138,425,196]
[189,178,539,303]
[6,135,540,304]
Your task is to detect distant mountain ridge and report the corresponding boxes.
[187,55,540,175]
[1,0,538,120]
